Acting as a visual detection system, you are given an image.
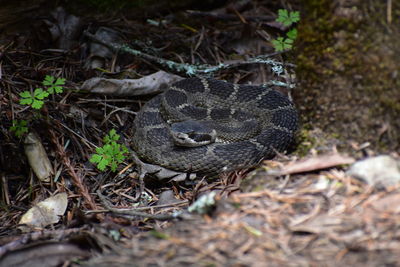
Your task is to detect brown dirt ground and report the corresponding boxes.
[1,1,400,267]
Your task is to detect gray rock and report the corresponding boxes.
[347,155,400,188]
[157,190,180,206]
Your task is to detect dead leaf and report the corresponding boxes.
[24,132,53,182]
[81,71,182,96]
[269,154,355,176]
[18,193,68,232]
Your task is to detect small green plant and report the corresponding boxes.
[272,9,300,52]
[19,88,49,109]
[42,75,65,94]
[272,29,298,51]
[9,120,28,138]
[19,75,65,109]
[90,129,129,172]
[276,9,300,27]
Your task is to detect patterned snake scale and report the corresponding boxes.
[132,77,298,175]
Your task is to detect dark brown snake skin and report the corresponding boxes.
[132,77,298,175]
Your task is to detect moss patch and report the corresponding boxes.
[295,0,400,152]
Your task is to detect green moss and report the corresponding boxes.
[295,128,317,157]
[294,0,400,152]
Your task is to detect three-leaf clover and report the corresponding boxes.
[286,28,297,40]
[272,9,300,52]
[276,9,300,27]
[90,129,128,172]
[19,88,49,109]
[104,129,120,144]
[19,75,66,110]
[43,75,65,94]
[272,29,298,51]
[90,145,115,171]
[14,75,66,138]
[272,37,293,51]
[10,120,28,138]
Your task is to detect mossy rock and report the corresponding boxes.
[295,0,400,152]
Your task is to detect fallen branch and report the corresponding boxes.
[48,128,99,211]
[97,190,184,221]
[83,32,295,88]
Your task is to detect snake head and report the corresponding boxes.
[170,120,217,147]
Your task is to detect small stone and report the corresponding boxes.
[347,155,400,188]
[157,190,179,206]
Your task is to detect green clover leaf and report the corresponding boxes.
[104,129,119,143]
[18,75,66,110]
[90,129,128,172]
[42,75,55,86]
[19,89,48,109]
[276,9,300,27]
[43,75,65,94]
[272,37,293,51]
[10,120,28,138]
[19,91,34,105]
[31,101,45,110]
[90,153,109,171]
[33,88,49,99]
[286,28,298,40]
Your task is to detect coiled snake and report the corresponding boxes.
[132,77,298,176]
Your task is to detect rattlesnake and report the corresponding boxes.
[132,77,298,176]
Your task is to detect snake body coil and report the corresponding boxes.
[132,77,298,175]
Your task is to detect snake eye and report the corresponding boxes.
[170,120,216,147]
